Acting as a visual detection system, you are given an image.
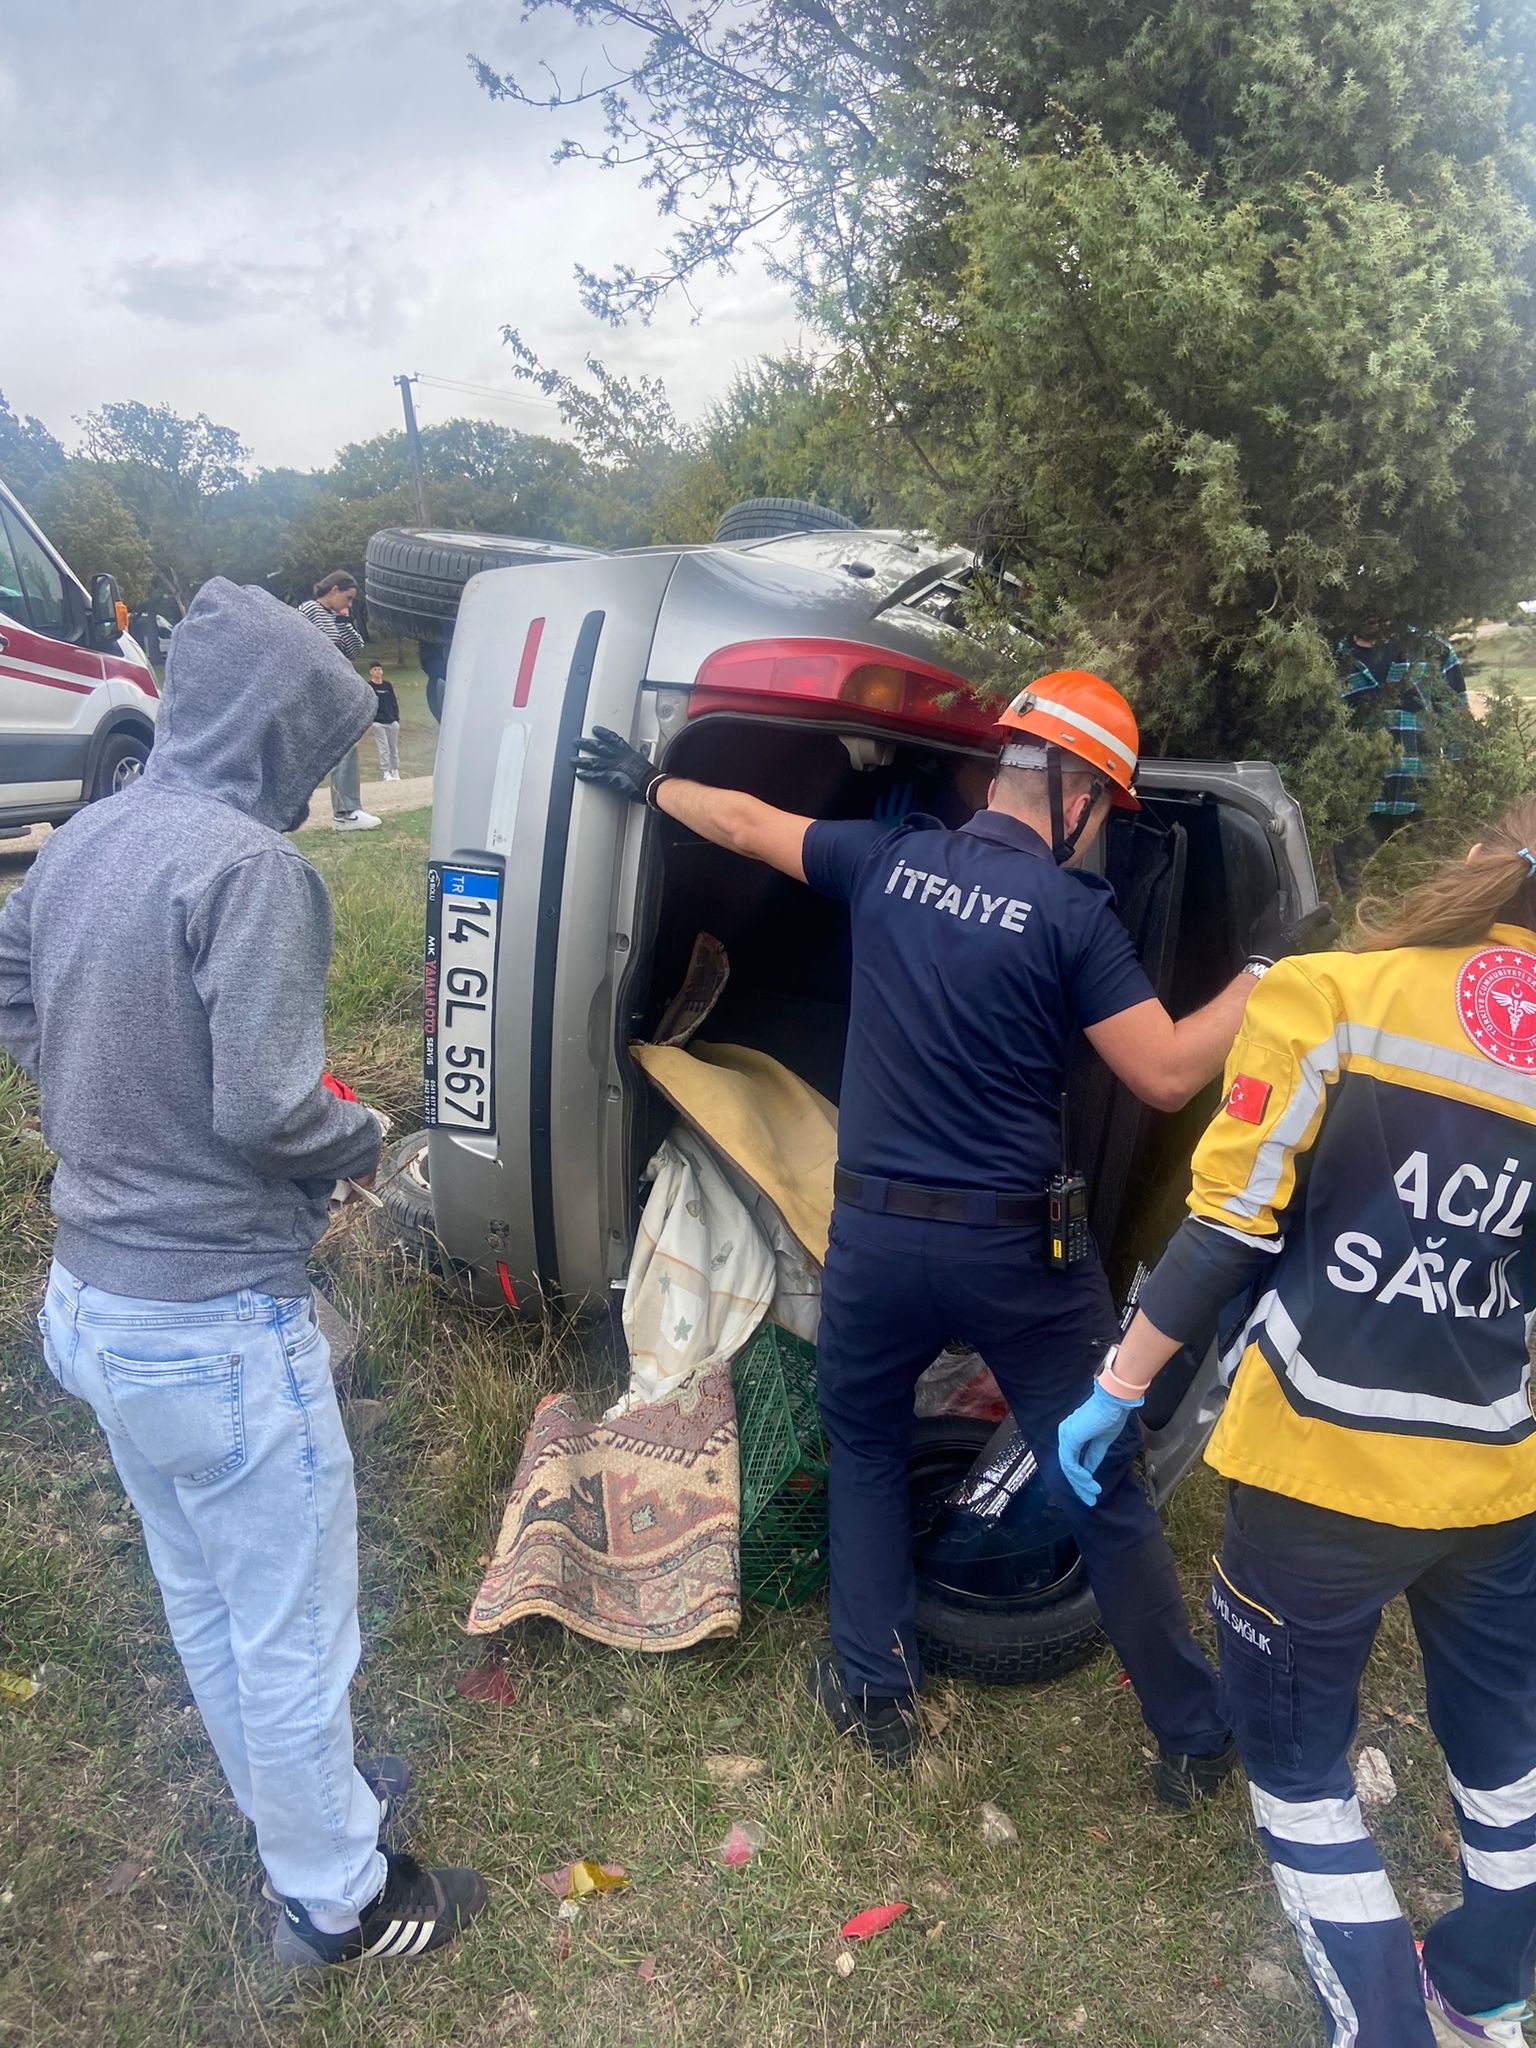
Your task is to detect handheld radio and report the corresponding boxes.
[1046,1091,1092,1271]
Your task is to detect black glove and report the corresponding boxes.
[573,726,668,807]
[1247,899,1339,968]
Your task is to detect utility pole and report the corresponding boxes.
[394,373,428,524]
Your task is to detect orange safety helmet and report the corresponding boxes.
[996,669,1140,811]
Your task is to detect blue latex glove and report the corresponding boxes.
[1057,1381,1143,1507]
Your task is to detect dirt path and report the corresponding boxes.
[1,771,434,867]
[295,772,434,830]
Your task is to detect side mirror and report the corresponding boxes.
[89,573,121,647]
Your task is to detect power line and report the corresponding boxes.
[413,373,562,415]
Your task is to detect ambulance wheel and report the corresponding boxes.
[909,1417,1106,1687]
[380,1131,441,1272]
[91,732,151,800]
[713,497,859,543]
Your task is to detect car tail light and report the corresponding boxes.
[690,638,1000,740]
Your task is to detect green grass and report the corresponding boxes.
[0,808,1497,2047]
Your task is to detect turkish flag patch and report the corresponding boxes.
[1225,1074,1272,1124]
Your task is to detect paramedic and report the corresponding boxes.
[575,671,1333,1790]
[1057,802,1536,2046]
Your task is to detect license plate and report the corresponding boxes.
[424,863,501,1133]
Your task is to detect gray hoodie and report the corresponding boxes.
[0,578,383,1300]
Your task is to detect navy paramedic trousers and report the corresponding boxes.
[1219,1484,1536,2045]
[815,1203,1227,1756]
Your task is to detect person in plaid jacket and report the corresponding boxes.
[1338,623,1468,821]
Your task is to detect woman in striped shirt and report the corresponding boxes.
[297,572,379,831]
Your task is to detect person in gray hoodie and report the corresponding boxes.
[0,579,485,1969]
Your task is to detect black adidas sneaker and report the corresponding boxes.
[272,1850,488,1968]
[808,1647,922,1768]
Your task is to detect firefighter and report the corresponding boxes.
[1058,800,1536,2046]
[576,671,1332,1793]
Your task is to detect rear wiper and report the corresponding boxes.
[868,554,977,621]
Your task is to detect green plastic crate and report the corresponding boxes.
[733,1323,829,1609]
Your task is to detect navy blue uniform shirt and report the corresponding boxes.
[801,809,1155,1191]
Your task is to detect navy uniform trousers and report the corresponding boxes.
[816,1200,1228,1757]
[1219,1484,1536,2045]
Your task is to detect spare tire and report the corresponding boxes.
[910,1416,1106,1687]
[379,1130,440,1271]
[713,497,859,544]
[364,529,603,644]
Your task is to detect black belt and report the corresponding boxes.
[833,1166,1047,1226]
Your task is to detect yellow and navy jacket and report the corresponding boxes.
[1138,926,1536,1528]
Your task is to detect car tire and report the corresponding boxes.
[909,1416,1106,1687]
[365,529,598,644]
[380,1130,441,1271]
[712,497,860,544]
[90,731,151,801]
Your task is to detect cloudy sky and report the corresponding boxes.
[0,0,803,472]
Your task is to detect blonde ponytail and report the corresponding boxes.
[1353,797,1536,952]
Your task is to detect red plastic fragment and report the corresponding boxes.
[720,1823,757,1868]
[840,1903,909,1940]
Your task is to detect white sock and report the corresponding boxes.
[305,1905,362,1934]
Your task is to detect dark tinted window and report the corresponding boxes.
[0,505,70,639]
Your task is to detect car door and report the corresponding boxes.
[0,498,105,815]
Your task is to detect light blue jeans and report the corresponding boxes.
[39,1260,387,1921]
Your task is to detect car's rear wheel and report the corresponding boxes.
[365,529,599,644]
[910,1415,1106,1686]
[380,1130,441,1271]
[91,732,151,801]
[713,497,860,544]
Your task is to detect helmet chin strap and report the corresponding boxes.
[1048,750,1104,866]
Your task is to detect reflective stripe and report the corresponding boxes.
[1192,1216,1285,1255]
[1340,1022,1536,1117]
[1024,692,1138,775]
[1271,1862,1404,1924]
[1219,1032,1339,1222]
[1285,1350,1533,1435]
[1449,1763,1536,1830]
[1218,1015,1536,1230]
[1463,1841,1536,1891]
[1288,1909,1362,2047]
[1261,1294,1533,1436]
[1251,1787,1369,1846]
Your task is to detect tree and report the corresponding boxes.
[488,0,1536,857]
[31,471,154,610]
[76,401,250,605]
[0,391,66,501]
[471,3,934,321]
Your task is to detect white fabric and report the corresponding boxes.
[608,1127,776,1417]
[709,1150,823,1342]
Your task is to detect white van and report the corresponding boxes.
[0,478,158,835]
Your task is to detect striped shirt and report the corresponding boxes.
[297,598,365,663]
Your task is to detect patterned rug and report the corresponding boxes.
[466,1361,740,1651]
